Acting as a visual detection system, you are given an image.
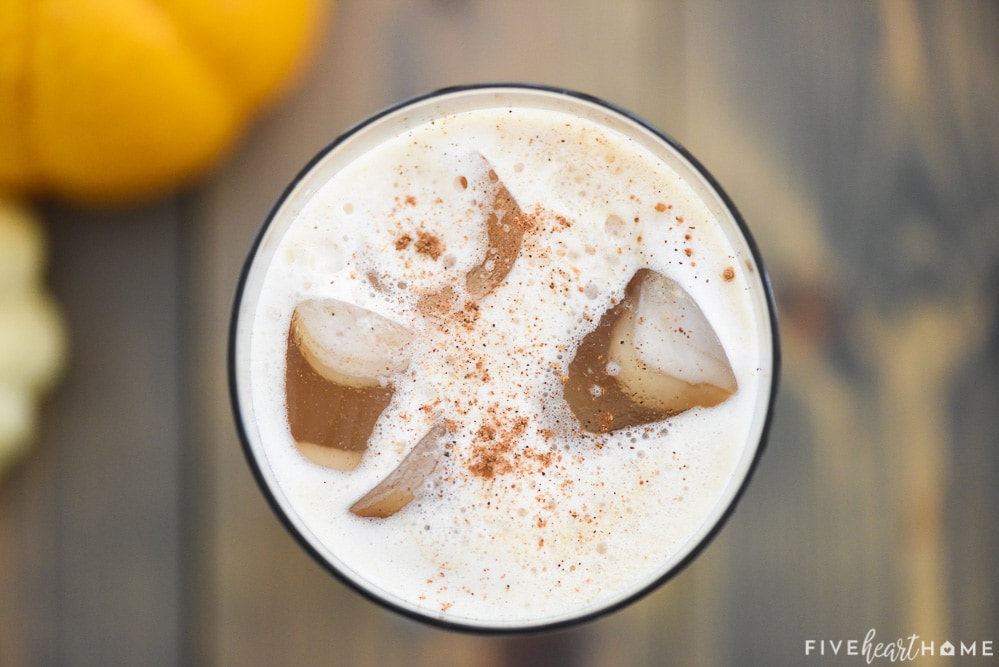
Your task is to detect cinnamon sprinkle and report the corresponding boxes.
[415,230,444,260]
[468,411,553,479]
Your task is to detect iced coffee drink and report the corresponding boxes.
[230,85,779,631]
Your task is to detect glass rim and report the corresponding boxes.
[228,82,782,634]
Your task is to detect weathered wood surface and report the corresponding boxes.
[2,1,997,665]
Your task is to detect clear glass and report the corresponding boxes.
[229,84,780,633]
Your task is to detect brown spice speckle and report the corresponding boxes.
[468,411,552,479]
[415,231,444,260]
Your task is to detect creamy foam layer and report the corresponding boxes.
[246,103,768,627]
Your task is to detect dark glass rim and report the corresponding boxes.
[228,82,782,635]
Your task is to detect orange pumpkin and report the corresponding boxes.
[0,0,328,205]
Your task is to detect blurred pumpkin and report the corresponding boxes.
[0,198,66,476]
[0,0,328,205]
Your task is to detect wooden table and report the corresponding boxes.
[3,1,998,664]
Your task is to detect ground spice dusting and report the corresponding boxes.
[415,230,444,260]
[468,411,553,479]
[459,300,481,330]
[468,442,515,479]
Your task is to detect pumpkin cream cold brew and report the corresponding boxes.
[232,87,777,630]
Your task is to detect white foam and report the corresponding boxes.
[240,98,774,629]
